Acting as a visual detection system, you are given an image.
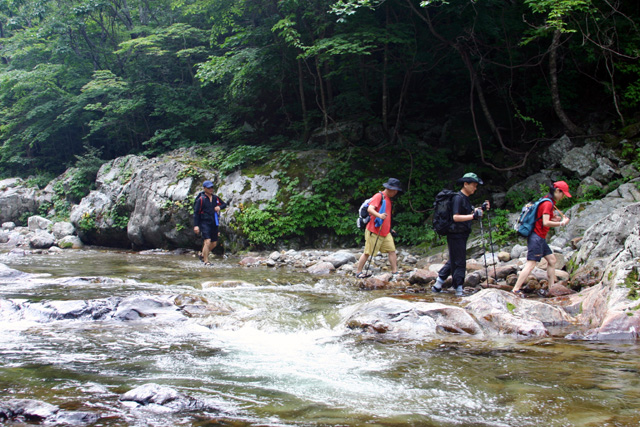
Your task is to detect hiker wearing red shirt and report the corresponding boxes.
[512,181,571,297]
[355,178,403,280]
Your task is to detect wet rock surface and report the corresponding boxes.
[0,399,99,425]
[120,383,219,413]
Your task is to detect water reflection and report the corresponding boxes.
[0,248,639,426]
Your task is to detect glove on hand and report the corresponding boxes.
[473,208,483,220]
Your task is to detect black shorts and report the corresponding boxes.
[527,233,552,261]
[200,222,218,241]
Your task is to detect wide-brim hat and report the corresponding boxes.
[383,178,403,191]
[456,172,483,185]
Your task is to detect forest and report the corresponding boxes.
[1,0,640,248]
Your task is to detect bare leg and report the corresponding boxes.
[202,239,212,263]
[388,251,398,273]
[356,253,369,274]
[545,254,557,287]
[513,260,537,293]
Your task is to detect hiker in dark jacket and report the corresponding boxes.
[193,180,227,265]
[432,173,489,296]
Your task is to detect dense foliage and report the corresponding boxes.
[1,0,638,177]
[1,0,639,247]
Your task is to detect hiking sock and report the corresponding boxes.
[432,277,445,293]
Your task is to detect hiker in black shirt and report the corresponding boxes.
[193,180,227,265]
[432,173,489,296]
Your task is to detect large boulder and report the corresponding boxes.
[572,203,640,275]
[0,178,38,225]
[465,289,573,337]
[549,180,640,247]
[553,203,640,340]
[66,148,333,250]
[560,140,598,177]
[343,297,484,339]
[70,153,197,248]
[544,134,574,167]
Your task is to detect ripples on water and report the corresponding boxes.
[0,249,639,426]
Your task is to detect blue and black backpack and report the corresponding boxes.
[513,197,552,237]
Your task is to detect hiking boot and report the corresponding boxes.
[455,286,464,297]
[389,272,400,282]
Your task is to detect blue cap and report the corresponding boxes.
[202,180,214,188]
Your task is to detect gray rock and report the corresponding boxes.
[0,231,8,244]
[573,202,640,274]
[561,141,598,176]
[620,164,640,180]
[510,244,527,260]
[545,134,573,167]
[506,172,556,198]
[2,222,15,230]
[324,250,356,268]
[491,192,506,209]
[27,215,52,232]
[307,261,336,275]
[344,297,484,339]
[0,178,38,224]
[120,383,209,412]
[0,399,59,421]
[58,235,84,249]
[54,411,100,425]
[29,230,55,249]
[591,156,617,182]
[575,176,603,199]
[51,221,75,239]
[552,183,640,244]
[112,295,183,321]
[465,289,573,337]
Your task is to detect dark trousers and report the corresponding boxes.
[438,233,469,288]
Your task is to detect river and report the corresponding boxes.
[1,248,639,426]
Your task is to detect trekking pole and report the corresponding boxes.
[478,214,489,286]
[363,227,382,277]
[486,210,498,282]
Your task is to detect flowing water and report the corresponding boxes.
[1,249,639,426]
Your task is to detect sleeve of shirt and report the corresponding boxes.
[216,196,227,210]
[451,194,463,216]
[193,197,201,227]
[537,200,553,219]
[369,192,382,212]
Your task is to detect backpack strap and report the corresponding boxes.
[535,197,554,222]
[197,194,206,215]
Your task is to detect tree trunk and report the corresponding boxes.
[298,59,309,141]
[382,6,390,133]
[315,57,329,144]
[549,30,583,135]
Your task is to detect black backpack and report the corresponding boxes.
[432,189,457,235]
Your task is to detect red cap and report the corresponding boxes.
[553,181,572,198]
